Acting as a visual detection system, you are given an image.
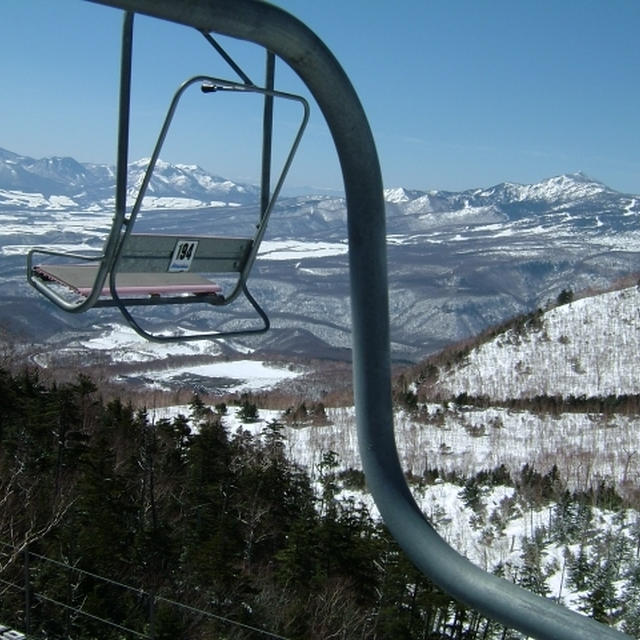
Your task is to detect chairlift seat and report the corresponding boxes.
[32,264,223,297]
[26,16,309,341]
[30,233,252,300]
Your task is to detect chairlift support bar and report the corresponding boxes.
[261,51,275,221]
[46,1,631,638]
[28,11,134,314]
[200,31,254,86]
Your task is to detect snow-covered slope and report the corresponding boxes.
[433,286,640,399]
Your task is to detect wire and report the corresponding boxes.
[29,590,149,640]
[156,594,290,640]
[0,545,291,640]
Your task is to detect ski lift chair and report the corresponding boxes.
[27,15,309,342]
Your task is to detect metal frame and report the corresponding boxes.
[114,73,309,304]
[109,69,308,341]
[37,1,632,638]
[27,12,309,342]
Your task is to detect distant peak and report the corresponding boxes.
[570,170,591,181]
[545,172,601,186]
[384,187,411,203]
[384,187,426,203]
[537,172,609,196]
[129,157,151,168]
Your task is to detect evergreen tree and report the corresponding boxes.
[622,562,640,636]
[580,560,620,624]
[236,394,259,423]
[519,534,549,597]
[181,411,239,595]
[557,288,574,305]
[567,543,591,593]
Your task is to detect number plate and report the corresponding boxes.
[168,239,199,272]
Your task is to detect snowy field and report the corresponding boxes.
[33,323,306,395]
[258,239,348,260]
[128,358,304,394]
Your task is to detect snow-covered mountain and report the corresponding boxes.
[383,172,637,232]
[1,145,640,361]
[1,146,638,236]
[2,146,637,223]
[0,148,259,210]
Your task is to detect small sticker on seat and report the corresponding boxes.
[168,239,199,272]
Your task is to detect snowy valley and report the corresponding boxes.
[2,147,640,362]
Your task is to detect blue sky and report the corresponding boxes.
[1,0,639,194]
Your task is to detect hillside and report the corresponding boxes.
[4,285,640,637]
[261,285,640,634]
[427,285,640,400]
[148,286,640,632]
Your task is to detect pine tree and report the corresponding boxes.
[236,394,259,423]
[580,560,620,624]
[519,535,549,597]
[181,411,238,594]
[622,562,640,636]
[567,543,591,592]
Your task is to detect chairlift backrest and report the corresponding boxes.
[106,234,252,275]
[30,233,252,299]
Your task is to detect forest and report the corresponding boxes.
[1,365,640,639]
[0,367,499,639]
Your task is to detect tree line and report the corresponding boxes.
[437,392,640,416]
[0,366,514,640]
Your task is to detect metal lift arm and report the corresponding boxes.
[84,2,630,638]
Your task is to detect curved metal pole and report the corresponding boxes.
[85,2,630,638]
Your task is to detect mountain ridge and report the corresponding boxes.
[0,146,634,219]
[0,147,260,209]
[1,145,639,361]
